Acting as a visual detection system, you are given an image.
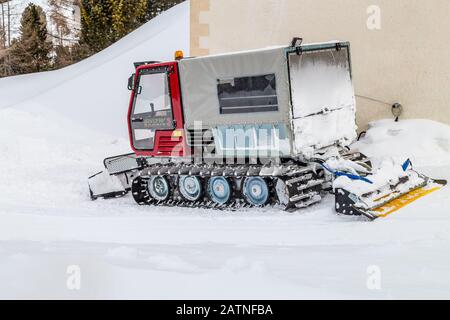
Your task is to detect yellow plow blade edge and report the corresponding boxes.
[373,185,443,218]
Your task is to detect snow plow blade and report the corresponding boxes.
[88,170,128,200]
[335,169,447,220]
[88,153,147,200]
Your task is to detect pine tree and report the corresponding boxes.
[143,0,184,21]
[79,0,147,55]
[111,0,147,39]
[78,0,110,53]
[9,3,52,75]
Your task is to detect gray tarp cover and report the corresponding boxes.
[179,46,291,129]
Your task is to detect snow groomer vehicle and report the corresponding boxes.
[88,38,446,220]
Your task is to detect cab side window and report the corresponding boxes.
[217,74,278,114]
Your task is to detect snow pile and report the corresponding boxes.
[354,119,450,167]
[0,1,189,210]
[0,106,129,210]
[0,1,189,137]
[333,118,450,199]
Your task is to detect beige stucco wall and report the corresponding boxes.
[190,0,450,130]
[190,0,210,57]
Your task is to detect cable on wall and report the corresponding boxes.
[355,94,403,122]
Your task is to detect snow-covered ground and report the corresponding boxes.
[1,2,450,299]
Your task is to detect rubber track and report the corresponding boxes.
[131,163,325,211]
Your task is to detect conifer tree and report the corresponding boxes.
[79,0,147,54]
[111,0,147,39]
[143,0,184,21]
[9,3,52,74]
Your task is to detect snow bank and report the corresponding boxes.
[335,118,450,197]
[0,1,189,137]
[0,106,130,210]
[354,119,450,167]
[0,2,190,210]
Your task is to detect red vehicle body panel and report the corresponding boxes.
[127,61,190,158]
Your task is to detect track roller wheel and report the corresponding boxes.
[179,176,202,201]
[242,177,269,206]
[148,176,170,201]
[207,176,232,205]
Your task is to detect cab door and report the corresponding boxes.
[128,62,186,157]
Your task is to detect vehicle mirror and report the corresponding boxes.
[127,73,136,90]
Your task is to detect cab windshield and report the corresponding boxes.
[130,71,174,150]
